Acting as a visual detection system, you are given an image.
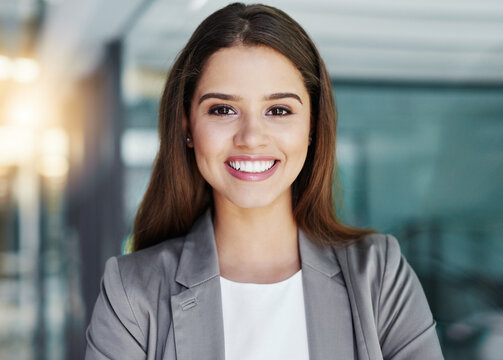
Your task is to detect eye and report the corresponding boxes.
[267,106,291,116]
[208,105,236,116]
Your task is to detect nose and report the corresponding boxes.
[233,111,269,149]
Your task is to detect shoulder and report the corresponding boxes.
[101,236,186,311]
[334,232,408,308]
[339,232,402,274]
[346,232,400,253]
[107,236,185,290]
[336,233,444,358]
[117,236,185,279]
[86,237,187,357]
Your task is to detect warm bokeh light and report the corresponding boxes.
[41,128,69,158]
[4,95,42,127]
[0,126,36,166]
[0,56,39,83]
[39,128,69,178]
[0,55,12,80]
[11,58,40,83]
[39,155,69,178]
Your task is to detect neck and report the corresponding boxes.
[212,193,301,283]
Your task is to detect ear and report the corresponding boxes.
[308,116,314,146]
[182,112,194,148]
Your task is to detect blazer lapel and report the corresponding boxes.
[170,211,362,360]
[299,230,357,359]
[334,245,382,360]
[171,210,225,360]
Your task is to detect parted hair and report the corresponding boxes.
[132,2,374,252]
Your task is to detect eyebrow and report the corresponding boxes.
[198,92,303,105]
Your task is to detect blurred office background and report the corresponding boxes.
[0,0,502,358]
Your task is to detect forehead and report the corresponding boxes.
[194,45,307,97]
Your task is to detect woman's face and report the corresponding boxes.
[188,45,311,210]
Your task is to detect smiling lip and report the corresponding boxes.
[225,155,280,181]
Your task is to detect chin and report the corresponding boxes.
[223,191,289,210]
[212,185,292,211]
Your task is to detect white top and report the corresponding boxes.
[219,270,310,360]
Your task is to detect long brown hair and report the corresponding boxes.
[132,2,374,252]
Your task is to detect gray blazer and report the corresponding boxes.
[85,210,444,360]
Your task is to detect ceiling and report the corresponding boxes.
[124,0,503,83]
[38,0,503,83]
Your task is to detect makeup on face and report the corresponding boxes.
[189,45,310,209]
[225,155,280,181]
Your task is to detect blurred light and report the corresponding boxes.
[39,156,69,178]
[41,128,69,158]
[123,66,166,103]
[0,55,13,80]
[4,96,41,127]
[12,58,40,83]
[121,129,158,167]
[39,128,69,178]
[0,126,36,166]
[188,0,207,11]
[0,173,9,202]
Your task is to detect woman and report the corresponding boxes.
[85,3,444,359]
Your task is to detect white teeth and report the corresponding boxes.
[228,160,275,173]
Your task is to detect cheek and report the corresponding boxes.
[192,138,215,172]
[277,131,309,173]
[191,123,231,176]
[291,125,310,163]
[283,122,310,150]
[192,144,217,188]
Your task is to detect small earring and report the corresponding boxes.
[186,137,193,148]
[309,136,312,144]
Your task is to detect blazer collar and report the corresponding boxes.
[171,209,353,360]
[175,209,341,288]
[174,209,220,288]
[298,228,341,278]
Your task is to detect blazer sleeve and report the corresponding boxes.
[85,257,147,360]
[378,235,444,360]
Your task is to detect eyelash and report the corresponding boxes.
[208,105,292,116]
